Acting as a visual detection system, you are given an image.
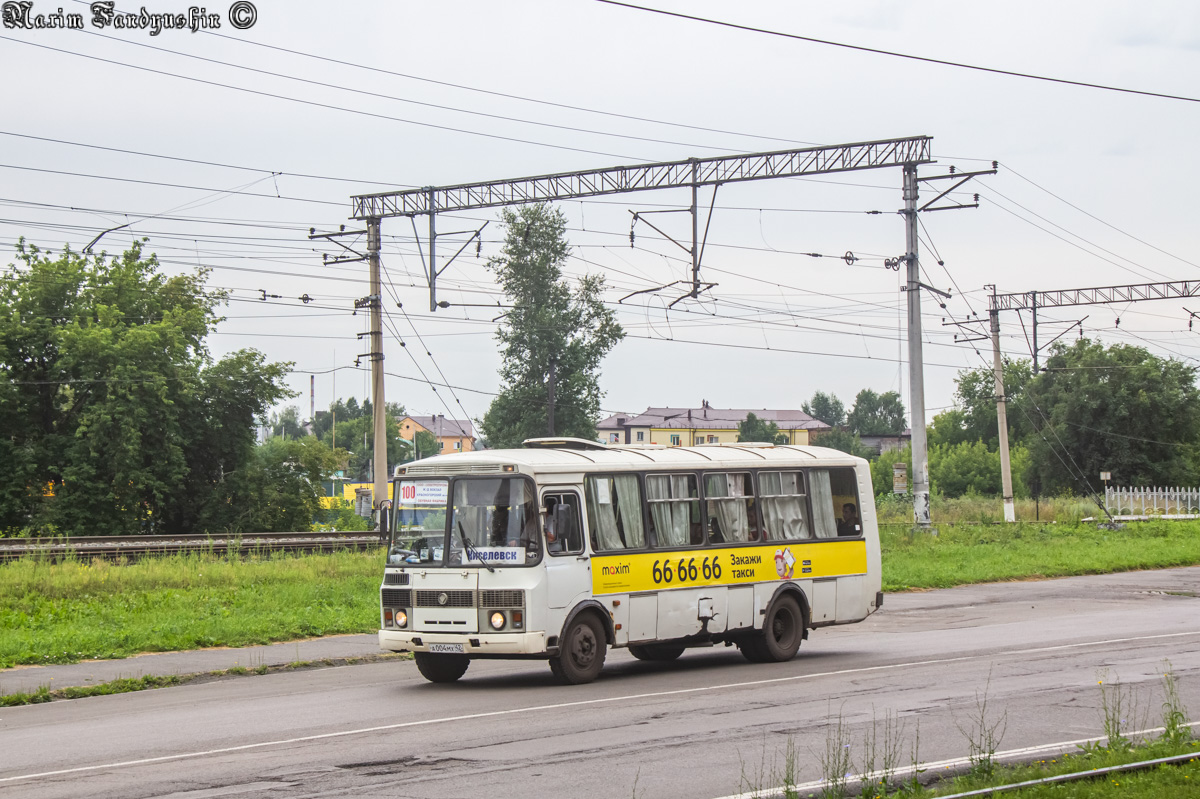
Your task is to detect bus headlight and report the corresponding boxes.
[489,611,506,630]
[396,610,408,628]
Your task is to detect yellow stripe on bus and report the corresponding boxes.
[591,539,867,595]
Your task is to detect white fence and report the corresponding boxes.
[1104,486,1200,518]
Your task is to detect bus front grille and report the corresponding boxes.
[480,589,524,608]
[381,589,411,606]
[415,589,475,608]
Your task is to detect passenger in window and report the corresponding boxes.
[544,501,561,553]
[837,503,860,537]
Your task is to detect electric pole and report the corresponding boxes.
[989,288,1016,523]
[547,356,557,436]
[308,221,389,528]
[366,218,388,523]
[903,164,931,528]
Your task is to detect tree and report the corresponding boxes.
[1022,339,1200,493]
[480,204,624,448]
[928,359,1035,450]
[0,239,292,535]
[929,440,1031,498]
[802,391,846,427]
[737,412,788,444]
[870,445,912,498]
[202,436,342,533]
[413,430,437,460]
[811,428,873,458]
[846,389,907,436]
[317,406,409,480]
[270,405,304,439]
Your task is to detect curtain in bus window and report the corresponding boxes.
[760,471,809,541]
[706,473,750,542]
[809,470,838,538]
[613,475,645,548]
[586,477,625,551]
[647,474,688,547]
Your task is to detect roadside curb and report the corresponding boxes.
[0,633,391,696]
[1,652,409,707]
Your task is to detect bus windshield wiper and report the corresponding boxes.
[457,520,495,573]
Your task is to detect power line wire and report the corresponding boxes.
[593,0,1200,104]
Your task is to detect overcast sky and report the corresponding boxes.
[3,0,1199,432]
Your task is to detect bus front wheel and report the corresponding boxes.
[741,595,804,663]
[550,614,607,684]
[414,652,470,683]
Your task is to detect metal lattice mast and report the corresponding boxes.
[988,278,1200,520]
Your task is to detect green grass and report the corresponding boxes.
[1,516,1199,669]
[881,519,1200,592]
[0,548,385,668]
[908,739,1200,799]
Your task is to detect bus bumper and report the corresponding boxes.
[378,629,548,656]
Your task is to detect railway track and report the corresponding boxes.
[0,531,384,563]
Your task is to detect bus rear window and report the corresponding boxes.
[810,468,861,539]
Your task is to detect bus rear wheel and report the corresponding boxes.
[414,652,470,683]
[550,614,606,684]
[741,595,804,663]
[628,643,685,662]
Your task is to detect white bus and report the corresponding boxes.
[378,438,882,684]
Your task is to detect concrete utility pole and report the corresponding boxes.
[547,356,557,436]
[903,164,931,527]
[990,299,1016,523]
[366,218,388,521]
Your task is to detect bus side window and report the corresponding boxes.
[585,475,646,551]
[646,473,701,548]
[704,472,757,544]
[760,471,811,541]
[544,494,583,555]
[809,468,861,538]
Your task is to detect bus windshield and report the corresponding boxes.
[388,476,540,567]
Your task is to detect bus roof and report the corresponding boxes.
[394,441,867,478]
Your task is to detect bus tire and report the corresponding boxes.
[414,652,470,683]
[628,644,685,662]
[737,637,769,663]
[756,594,805,662]
[550,614,606,684]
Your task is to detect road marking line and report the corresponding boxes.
[710,721,1200,799]
[3,629,1198,784]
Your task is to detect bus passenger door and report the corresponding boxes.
[541,489,589,609]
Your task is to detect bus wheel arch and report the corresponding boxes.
[550,606,609,684]
[764,582,810,640]
[557,601,616,648]
[740,584,808,663]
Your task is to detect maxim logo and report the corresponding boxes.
[601,563,630,576]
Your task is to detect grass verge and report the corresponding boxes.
[881,519,1200,591]
[0,548,385,668]
[910,739,1200,799]
[0,652,408,706]
[1,518,1198,669]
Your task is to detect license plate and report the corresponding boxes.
[428,643,465,654]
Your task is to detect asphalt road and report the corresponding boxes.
[3,568,1200,799]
